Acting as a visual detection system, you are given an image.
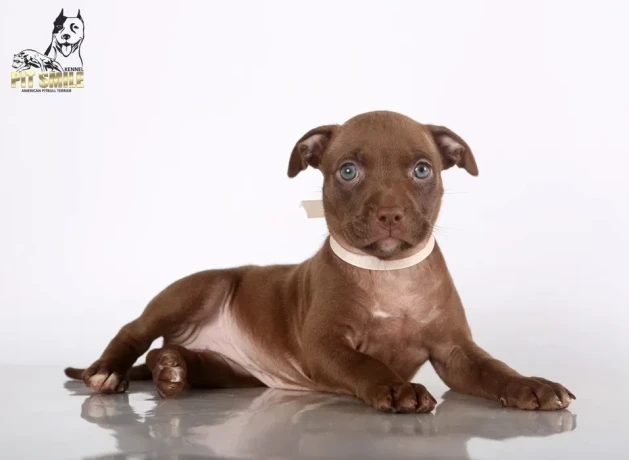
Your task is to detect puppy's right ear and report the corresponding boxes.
[57,9,64,18]
[287,125,338,178]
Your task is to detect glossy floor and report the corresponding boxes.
[2,362,623,460]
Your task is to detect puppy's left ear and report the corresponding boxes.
[77,10,83,20]
[287,125,338,178]
[427,125,479,176]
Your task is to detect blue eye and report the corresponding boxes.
[340,163,358,181]
[413,162,431,179]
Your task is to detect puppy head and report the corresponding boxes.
[288,111,478,260]
[52,9,84,57]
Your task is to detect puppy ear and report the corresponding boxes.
[77,10,82,20]
[57,9,64,19]
[287,125,338,178]
[426,125,479,176]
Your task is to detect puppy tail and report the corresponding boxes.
[64,364,152,381]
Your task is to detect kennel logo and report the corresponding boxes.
[10,8,84,92]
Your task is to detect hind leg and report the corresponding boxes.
[75,270,241,394]
[147,344,264,398]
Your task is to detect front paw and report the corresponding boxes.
[82,360,129,394]
[362,382,437,413]
[500,377,575,410]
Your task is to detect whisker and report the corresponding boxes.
[443,189,468,195]
[428,222,452,237]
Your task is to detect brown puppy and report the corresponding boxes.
[65,111,575,413]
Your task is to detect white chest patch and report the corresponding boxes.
[365,268,444,324]
[372,309,392,319]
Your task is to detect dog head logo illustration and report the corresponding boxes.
[45,9,84,69]
[10,8,85,92]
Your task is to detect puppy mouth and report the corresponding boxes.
[356,222,429,259]
[340,217,429,259]
[364,237,411,258]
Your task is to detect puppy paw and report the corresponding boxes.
[82,360,129,394]
[411,383,438,413]
[500,377,575,410]
[150,349,187,398]
[363,382,436,413]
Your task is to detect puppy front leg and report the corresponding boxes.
[306,338,436,413]
[431,340,575,410]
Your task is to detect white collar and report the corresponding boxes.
[329,235,436,271]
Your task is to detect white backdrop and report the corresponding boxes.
[1,1,627,371]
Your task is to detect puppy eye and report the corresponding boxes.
[413,162,431,179]
[339,163,358,181]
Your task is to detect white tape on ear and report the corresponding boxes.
[300,200,325,218]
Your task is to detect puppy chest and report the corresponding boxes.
[353,278,442,364]
[358,312,431,377]
[361,296,436,346]
[364,275,443,328]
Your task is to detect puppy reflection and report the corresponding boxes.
[76,384,576,460]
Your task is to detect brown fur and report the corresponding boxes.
[65,111,574,412]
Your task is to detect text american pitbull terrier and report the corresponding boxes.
[66,111,575,412]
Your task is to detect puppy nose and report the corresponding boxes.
[376,207,405,229]
[62,34,70,40]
